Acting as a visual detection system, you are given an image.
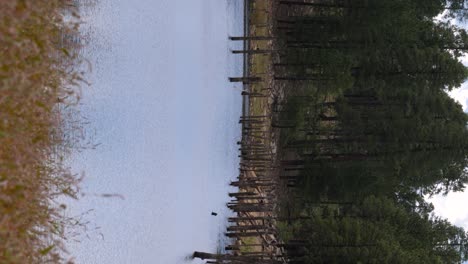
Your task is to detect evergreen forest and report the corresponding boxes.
[273,1,468,263]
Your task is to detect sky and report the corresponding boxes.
[427,20,468,231]
[429,80,468,263]
[429,72,468,230]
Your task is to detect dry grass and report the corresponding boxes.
[239,237,257,253]
[236,0,280,257]
[0,1,85,263]
[249,0,271,118]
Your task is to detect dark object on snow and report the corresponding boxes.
[211,212,218,216]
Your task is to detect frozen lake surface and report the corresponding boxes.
[68,1,244,263]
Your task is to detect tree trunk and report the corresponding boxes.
[230,36,276,41]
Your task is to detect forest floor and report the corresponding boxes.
[235,0,286,260]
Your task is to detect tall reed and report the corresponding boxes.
[1,1,86,262]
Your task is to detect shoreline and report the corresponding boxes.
[234,0,285,261]
[241,0,250,128]
[195,0,284,262]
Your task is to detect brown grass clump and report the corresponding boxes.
[0,1,86,263]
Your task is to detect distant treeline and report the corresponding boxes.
[273,0,468,263]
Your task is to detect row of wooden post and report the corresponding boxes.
[194,0,288,262]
